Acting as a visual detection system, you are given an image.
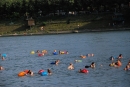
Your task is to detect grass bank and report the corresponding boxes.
[0,14,130,36]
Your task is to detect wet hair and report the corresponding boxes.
[91,62,95,64]
[119,54,122,56]
[28,70,31,74]
[109,64,111,66]
[115,62,118,65]
[47,69,52,73]
[110,56,114,60]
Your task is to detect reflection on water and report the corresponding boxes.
[0,31,130,87]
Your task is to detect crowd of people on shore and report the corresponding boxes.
[0,50,130,77]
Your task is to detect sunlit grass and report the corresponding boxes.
[0,14,127,35]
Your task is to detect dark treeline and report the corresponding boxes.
[0,0,130,20]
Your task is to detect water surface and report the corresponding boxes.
[0,31,130,87]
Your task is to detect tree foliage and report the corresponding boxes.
[0,0,129,19]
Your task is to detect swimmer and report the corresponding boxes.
[42,50,48,54]
[110,56,114,61]
[80,55,86,58]
[87,53,94,57]
[54,50,56,52]
[127,62,130,67]
[124,60,130,70]
[47,69,52,75]
[36,50,41,53]
[85,62,95,68]
[0,66,4,70]
[118,54,123,59]
[90,62,95,68]
[59,51,62,54]
[109,62,115,67]
[124,65,130,71]
[53,50,58,55]
[55,59,60,65]
[68,63,74,70]
[66,51,69,54]
[59,50,69,54]
[2,56,5,60]
[27,70,34,76]
[115,60,122,67]
[92,54,94,56]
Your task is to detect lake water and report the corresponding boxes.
[0,31,130,87]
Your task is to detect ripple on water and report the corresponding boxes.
[0,31,130,87]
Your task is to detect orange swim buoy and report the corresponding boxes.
[18,71,26,77]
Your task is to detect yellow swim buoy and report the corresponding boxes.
[30,51,35,54]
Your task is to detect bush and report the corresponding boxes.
[66,19,70,24]
[43,22,46,26]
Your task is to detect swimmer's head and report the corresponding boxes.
[92,62,95,64]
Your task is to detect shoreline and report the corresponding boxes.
[0,28,130,37]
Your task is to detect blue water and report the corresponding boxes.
[0,31,130,87]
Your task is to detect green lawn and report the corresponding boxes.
[0,14,129,35]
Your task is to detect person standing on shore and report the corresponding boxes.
[40,26,44,31]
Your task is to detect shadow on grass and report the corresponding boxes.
[12,25,30,32]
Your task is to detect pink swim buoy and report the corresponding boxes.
[38,70,44,74]
[38,53,44,57]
